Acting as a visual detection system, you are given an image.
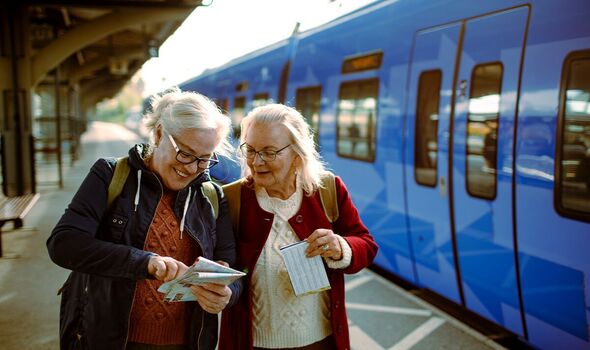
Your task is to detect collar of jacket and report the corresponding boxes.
[126,143,216,242]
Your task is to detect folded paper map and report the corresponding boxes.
[157,257,246,302]
[279,240,331,296]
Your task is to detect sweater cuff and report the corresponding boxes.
[325,234,352,269]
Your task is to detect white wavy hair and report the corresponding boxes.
[239,104,326,196]
[144,87,233,158]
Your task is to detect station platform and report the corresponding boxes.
[0,121,508,350]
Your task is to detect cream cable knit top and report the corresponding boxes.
[251,179,352,348]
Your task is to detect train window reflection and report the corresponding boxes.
[558,56,590,219]
[466,63,503,199]
[252,93,270,109]
[415,70,441,187]
[295,86,322,148]
[233,96,246,139]
[216,98,228,113]
[336,78,378,162]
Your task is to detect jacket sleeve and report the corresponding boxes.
[212,185,243,307]
[46,158,153,280]
[332,176,379,274]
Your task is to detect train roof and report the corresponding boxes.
[179,0,391,87]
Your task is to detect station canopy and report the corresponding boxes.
[21,0,203,104]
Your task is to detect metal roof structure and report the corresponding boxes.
[0,1,206,195]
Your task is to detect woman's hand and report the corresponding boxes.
[190,284,232,314]
[306,228,343,260]
[147,255,189,282]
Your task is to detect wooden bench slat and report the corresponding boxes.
[0,193,40,257]
[0,193,40,222]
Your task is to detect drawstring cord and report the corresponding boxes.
[179,187,191,239]
[134,170,142,212]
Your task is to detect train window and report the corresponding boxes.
[217,98,229,113]
[233,96,246,139]
[556,54,590,219]
[415,70,442,187]
[252,93,269,109]
[336,78,378,162]
[466,63,503,200]
[295,86,322,148]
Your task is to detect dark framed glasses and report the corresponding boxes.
[167,133,219,169]
[239,143,291,162]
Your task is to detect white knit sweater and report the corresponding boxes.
[251,180,351,348]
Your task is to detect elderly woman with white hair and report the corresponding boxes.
[219,104,378,350]
[48,88,242,350]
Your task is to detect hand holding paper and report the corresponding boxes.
[190,283,232,314]
[280,240,331,296]
[157,257,245,302]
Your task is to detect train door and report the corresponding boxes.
[405,23,462,303]
[451,7,528,335]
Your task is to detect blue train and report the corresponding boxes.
[177,0,590,348]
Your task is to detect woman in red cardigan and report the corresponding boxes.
[219,104,378,350]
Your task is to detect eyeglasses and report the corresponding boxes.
[239,143,291,162]
[167,133,219,169]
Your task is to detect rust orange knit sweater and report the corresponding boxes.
[128,189,200,345]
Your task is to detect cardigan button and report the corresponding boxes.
[334,301,340,308]
[295,215,303,223]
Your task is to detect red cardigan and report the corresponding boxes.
[219,176,378,350]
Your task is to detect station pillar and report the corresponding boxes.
[0,4,36,196]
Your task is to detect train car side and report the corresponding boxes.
[175,1,590,348]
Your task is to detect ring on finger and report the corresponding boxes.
[322,244,329,251]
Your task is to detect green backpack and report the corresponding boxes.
[107,157,219,218]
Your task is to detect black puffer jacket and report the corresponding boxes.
[47,144,241,350]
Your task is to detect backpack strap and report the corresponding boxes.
[107,157,220,220]
[222,179,243,235]
[201,182,219,220]
[319,172,339,223]
[107,157,130,209]
[219,175,334,234]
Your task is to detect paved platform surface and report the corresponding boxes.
[344,270,504,350]
[0,121,506,350]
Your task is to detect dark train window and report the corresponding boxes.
[466,63,503,199]
[336,78,378,162]
[295,86,322,147]
[556,53,590,220]
[415,70,441,187]
[216,98,228,113]
[232,96,246,139]
[252,93,269,109]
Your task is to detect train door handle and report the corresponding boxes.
[439,175,446,197]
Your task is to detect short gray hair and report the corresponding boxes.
[239,104,326,196]
[144,87,233,157]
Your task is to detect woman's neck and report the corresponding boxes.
[266,187,295,200]
[264,176,298,200]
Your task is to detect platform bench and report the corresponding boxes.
[0,192,40,257]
